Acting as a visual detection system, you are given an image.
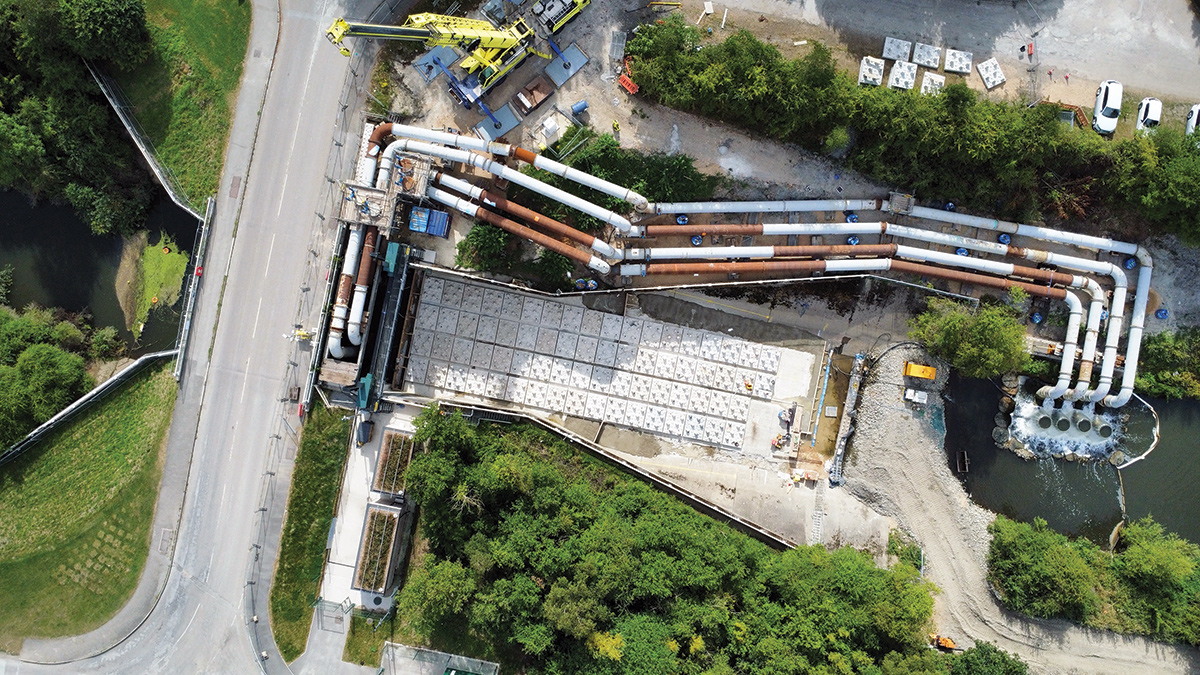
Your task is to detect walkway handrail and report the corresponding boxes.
[0,349,178,466]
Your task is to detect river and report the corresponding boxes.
[0,190,197,354]
[945,374,1200,544]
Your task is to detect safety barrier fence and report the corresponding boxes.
[0,350,178,467]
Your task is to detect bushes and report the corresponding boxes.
[627,15,1200,235]
[987,515,1200,645]
[908,296,1031,378]
[396,409,1030,673]
[1135,328,1200,399]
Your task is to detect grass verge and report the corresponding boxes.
[343,613,396,667]
[269,402,351,662]
[0,361,178,653]
[116,0,251,204]
[134,233,189,338]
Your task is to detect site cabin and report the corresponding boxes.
[512,74,554,115]
[903,362,937,380]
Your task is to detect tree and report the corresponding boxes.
[400,558,477,633]
[950,641,1028,675]
[56,0,149,67]
[89,326,125,359]
[0,112,45,186]
[16,342,92,423]
[909,297,1031,378]
[1116,518,1198,595]
[987,516,1099,621]
[454,222,512,272]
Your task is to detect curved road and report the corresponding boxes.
[6,0,375,671]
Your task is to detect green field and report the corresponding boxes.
[270,403,351,662]
[0,362,178,654]
[344,614,395,667]
[116,0,252,205]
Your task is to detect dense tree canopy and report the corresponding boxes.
[988,515,1200,645]
[908,296,1030,378]
[0,0,154,234]
[1135,328,1200,399]
[627,15,1200,237]
[399,409,1025,674]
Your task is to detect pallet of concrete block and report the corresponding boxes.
[921,72,946,96]
[859,56,885,86]
[888,61,917,90]
[945,48,973,74]
[913,42,941,69]
[882,36,912,61]
[977,58,1006,89]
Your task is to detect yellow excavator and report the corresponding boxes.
[327,14,547,97]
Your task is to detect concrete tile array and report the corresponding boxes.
[403,277,816,450]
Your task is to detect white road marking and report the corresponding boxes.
[263,233,276,278]
[277,15,325,216]
[175,605,201,647]
[251,298,263,339]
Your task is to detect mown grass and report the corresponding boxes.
[270,402,351,662]
[116,0,251,205]
[343,613,395,667]
[0,362,177,653]
[134,233,189,338]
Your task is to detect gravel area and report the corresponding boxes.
[844,345,1200,674]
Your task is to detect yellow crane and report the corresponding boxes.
[326,14,547,96]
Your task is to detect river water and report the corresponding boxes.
[0,190,197,354]
[945,374,1200,544]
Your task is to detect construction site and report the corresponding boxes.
[305,0,1158,614]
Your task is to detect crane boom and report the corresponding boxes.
[326,14,529,57]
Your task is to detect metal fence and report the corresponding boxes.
[174,196,216,381]
[85,61,201,219]
[0,350,178,467]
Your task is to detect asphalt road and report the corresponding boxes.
[4,0,373,672]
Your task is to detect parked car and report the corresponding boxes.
[1092,80,1123,135]
[1136,97,1162,132]
[1186,104,1200,135]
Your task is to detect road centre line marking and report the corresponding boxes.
[251,297,263,339]
[264,233,276,278]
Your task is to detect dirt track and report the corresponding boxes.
[845,346,1200,674]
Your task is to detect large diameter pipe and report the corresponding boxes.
[624,257,1069,300]
[347,227,378,346]
[511,148,649,212]
[327,226,365,359]
[369,122,650,212]
[1105,260,1153,407]
[627,244,896,261]
[646,199,884,215]
[1065,278,1106,401]
[384,139,634,232]
[365,122,513,160]
[1037,290,1085,400]
[908,204,1139,255]
[434,172,619,259]
[427,188,611,274]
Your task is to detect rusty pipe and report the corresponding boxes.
[434,172,619,258]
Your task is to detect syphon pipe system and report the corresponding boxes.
[381,131,1150,407]
[367,123,649,213]
[434,172,619,258]
[426,187,612,274]
[327,225,364,359]
[638,215,1140,406]
[347,226,377,346]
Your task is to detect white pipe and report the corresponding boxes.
[386,139,634,232]
[369,124,514,158]
[528,154,649,211]
[378,123,649,211]
[342,226,364,278]
[327,227,364,359]
[1105,254,1153,407]
[434,173,621,259]
[908,204,1140,255]
[1065,278,1106,401]
[348,286,368,346]
[1038,291,1085,400]
[426,188,612,274]
[893,245,1016,276]
[648,199,883,215]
